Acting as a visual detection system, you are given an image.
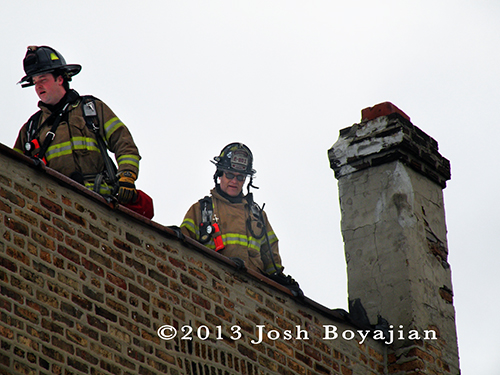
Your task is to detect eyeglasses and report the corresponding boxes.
[224,171,246,182]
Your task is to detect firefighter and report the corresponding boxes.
[14,45,141,206]
[180,143,303,297]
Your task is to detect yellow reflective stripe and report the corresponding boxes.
[117,154,140,169]
[45,141,72,160]
[264,263,283,274]
[180,218,198,238]
[14,148,23,154]
[84,181,114,195]
[104,117,124,140]
[222,233,261,251]
[45,137,100,161]
[267,231,278,244]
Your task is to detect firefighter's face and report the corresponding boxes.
[33,73,66,105]
[220,171,246,197]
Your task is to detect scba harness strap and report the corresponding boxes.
[80,96,118,196]
[23,95,118,197]
[197,194,280,274]
[198,196,224,251]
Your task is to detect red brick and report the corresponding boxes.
[361,102,410,122]
[39,196,61,215]
[129,284,149,302]
[0,296,12,312]
[180,273,198,290]
[31,231,56,250]
[126,257,146,274]
[65,211,86,227]
[42,345,64,362]
[52,336,75,354]
[0,199,12,214]
[71,294,93,311]
[53,217,75,235]
[40,221,63,241]
[57,245,81,265]
[14,305,39,324]
[169,257,187,271]
[439,286,454,304]
[125,232,142,246]
[61,195,72,206]
[6,247,30,266]
[4,216,29,236]
[341,364,353,375]
[1,285,24,303]
[113,238,132,253]
[0,174,12,187]
[157,263,177,279]
[82,258,104,277]
[192,293,211,310]
[107,273,127,290]
[87,315,108,332]
[0,187,25,208]
[14,183,37,201]
[65,237,87,254]
[90,224,108,240]
[78,230,99,248]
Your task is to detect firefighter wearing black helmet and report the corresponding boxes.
[180,143,303,297]
[13,46,142,208]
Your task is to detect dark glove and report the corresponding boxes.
[117,171,138,204]
[167,225,185,240]
[268,271,304,298]
[229,257,246,270]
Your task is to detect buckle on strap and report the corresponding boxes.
[45,131,56,140]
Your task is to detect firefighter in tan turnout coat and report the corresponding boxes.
[180,143,303,297]
[14,45,141,206]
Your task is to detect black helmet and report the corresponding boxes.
[212,143,256,176]
[18,46,81,88]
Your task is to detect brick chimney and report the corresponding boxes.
[328,102,459,373]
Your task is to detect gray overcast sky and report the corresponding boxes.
[2,1,499,373]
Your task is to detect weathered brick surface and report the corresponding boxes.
[1,147,397,375]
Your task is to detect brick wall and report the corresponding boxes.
[0,144,387,375]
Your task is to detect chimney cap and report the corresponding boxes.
[361,102,410,122]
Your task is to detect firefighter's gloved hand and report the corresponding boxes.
[268,271,304,298]
[229,257,246,270]
[117,171,138,204]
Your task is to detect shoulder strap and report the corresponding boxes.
[37,102,71,160]
[26,110,42,142]
[81,95,100,131]
[199,196,213,223]
[198,196,214,244]
[81,96,118,186]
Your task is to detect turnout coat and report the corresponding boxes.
[14,90,140,195]
[181,187,283,274]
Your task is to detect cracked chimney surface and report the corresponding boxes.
[328,102,459,372]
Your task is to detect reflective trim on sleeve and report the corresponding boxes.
[180,218,198,238]
[103,117,124,140]
[117,154,140,169]
[266,231,278,244]
[264,263,283,274]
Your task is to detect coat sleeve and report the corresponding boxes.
[180,202,201,241]
[13,122,29,154]
[260,210,283,275]
[95,100,141,176]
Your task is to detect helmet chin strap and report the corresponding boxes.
[247,176,259,194]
